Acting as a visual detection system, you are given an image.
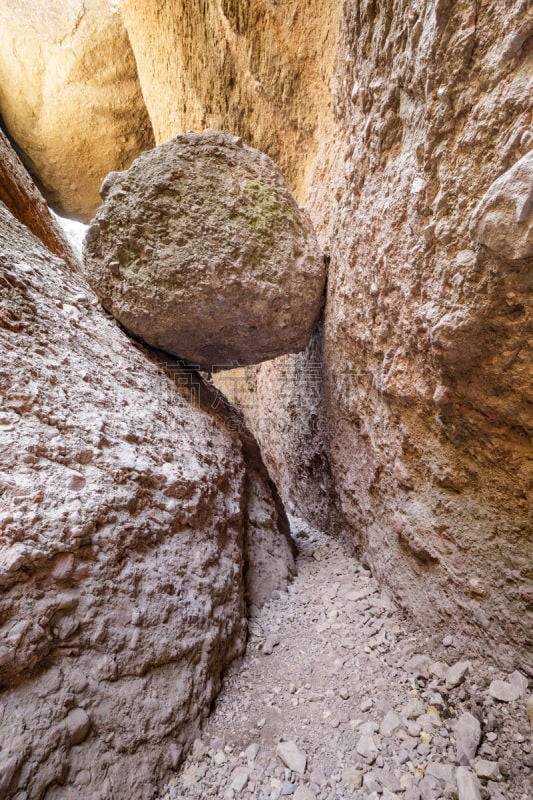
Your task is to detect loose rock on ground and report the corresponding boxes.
[156,524,531,800]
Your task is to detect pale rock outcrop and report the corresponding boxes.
[470,150,533,261]
[0,0,154,221]
[120,0,341,202]
[83,131,325,370]
[0,191,293,798]
[0,127,79,271]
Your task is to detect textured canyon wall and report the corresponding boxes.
[120,0,532,667]
[120,0,340,201]
[0,0,154,221]
[0,128,79,272]
[270,0,532,667]
[0,152,293,797]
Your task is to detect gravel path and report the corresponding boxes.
[157,523,531,800]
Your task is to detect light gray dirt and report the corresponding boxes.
[157,523,532,800]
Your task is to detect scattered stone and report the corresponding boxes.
[402,699,425,720]
[454,712,481,765]
[276,741,307,774]
[294,787,316,800]
[214,750,228,766]
[360,698,373,712]
[342,767,363,789]
[508,670,528,697]
[526,695,533,726]
[456,766,482,800]
[425,762,456,785]
[230,768,249,793]
[404,655,431,678]
[380,710,403,737]
[442,636,454,647]
[473,759,501,781]
[488,680,521,702]
[191,738,208,761]
[357,734,378,759]
[446,661,471,689]
[245,743,260,763]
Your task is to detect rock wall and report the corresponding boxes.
[0,128,79,271]
[0,183,293,797]
[120,0,340,201]
[0,0,154,221]
[260,0,532,667]
[120,0,532,666]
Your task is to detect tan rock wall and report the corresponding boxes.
[0,0,154,221]
[268,0,532,666]
[0,128,79,270]
[120,0,341,201]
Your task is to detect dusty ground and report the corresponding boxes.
[156,523,532,800]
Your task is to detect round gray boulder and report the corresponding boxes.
[83,131,325,370]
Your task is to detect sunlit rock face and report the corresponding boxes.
[0,0,154,221]
[83,131,325,371]
[120,0,341,203]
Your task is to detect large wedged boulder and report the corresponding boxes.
[83,131,325,371]
[0,193,293,799]
[0,0,154,221]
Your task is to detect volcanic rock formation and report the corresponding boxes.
[0,138,294,797]
[83,131,325,370]
[0,128,78,271]
[118,0,533,666]
[0,0,154,221]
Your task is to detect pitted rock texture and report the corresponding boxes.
[249,0,532,666]
[0,128,79,271]
[470,150,533,262]
[0,0,154,221]
[83,131,325,371]
[120,0,341,203]
[0,198,293,799]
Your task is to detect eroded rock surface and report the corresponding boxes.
[0,0,154,221]
[470,150,533,261]
[83,131,325,370]
[249,0,533,666]
[120,0,341,202]
[0,197,293,798]
[0,128,78,271]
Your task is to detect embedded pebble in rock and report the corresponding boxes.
[488,680,521,702]
[155,529,531,800]
[83,130,325,371]
[470,150,533,261]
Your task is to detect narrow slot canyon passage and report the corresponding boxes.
[0,1,531,800]
[156,526,531,800]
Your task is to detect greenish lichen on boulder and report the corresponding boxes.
[83,130,325,371]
